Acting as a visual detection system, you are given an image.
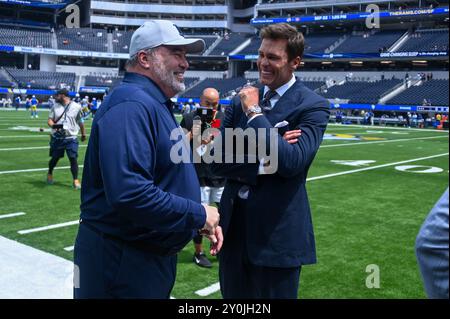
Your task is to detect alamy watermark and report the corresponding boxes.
[65,4,80,28]
[169,122,280,174]
[365,4,381,29]
[365,264,380,289]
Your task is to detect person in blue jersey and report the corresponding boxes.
[74,20,222,299]
[25,97,31,113]
[14,95,21,111]
[80,96,90,120]
[89,97,98,117]
[30,95,39,118]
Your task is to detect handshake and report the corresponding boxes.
[200,204,223,256]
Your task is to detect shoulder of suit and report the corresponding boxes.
[293,79,329,107]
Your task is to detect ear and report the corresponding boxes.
[138,51,151,69]
[290,56,301,71]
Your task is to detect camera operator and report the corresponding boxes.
[180,87,225,268]
[47,88,86,189]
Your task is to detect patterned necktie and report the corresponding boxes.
[260,90,278,112]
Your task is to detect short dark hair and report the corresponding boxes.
[56,88,70,97]
[259,23,305,60]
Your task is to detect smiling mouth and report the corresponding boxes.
[174,72,184,81]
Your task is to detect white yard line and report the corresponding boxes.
[18,220,79,235]
[0,124,47,126]
[0,146,50,151]
[0,165,83,175]
[307,153,449,182]
[0,135,446,155]
[0,135,51,138]
[328,131,406,135]
[328,123,449,133]
[63,245,74,252]
[0,145,87,151]
[0,235,73,298]
[195,282,221,297]
[320,135,448,148]
[0,128,91,131]
[0,212,26,219]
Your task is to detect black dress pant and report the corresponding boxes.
[219,198,301,299]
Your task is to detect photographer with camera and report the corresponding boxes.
[47,88,86,189]
[180,87,225,268]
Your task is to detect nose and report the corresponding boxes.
[180,55,189,70]
[259,56,269,68]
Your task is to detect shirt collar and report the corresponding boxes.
[123,72,168,104]
[263,74,296,99]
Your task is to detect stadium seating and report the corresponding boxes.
[0,27,52,48]
[187,35,217,54]
[84,75,123,88]
[209,33,250,56]
[398,29,449,52]
[301,81,326,91]
[57,28,108,52]
[183,77,200,89]
[386,79,449,106]
[333,30,404,53]
[238,37,261,55]
[111,31,216,54]
[305,33,343,54]
[239,33,344,55]
[0,73,12,87]
[5,68,76,90]
[321,79,402,104]
[181,77,248,98]
[112,30,133,54]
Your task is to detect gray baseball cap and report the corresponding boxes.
[129,20,205,57]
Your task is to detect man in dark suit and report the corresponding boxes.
[212,23,330,299]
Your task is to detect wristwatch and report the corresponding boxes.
[245,105,262,117]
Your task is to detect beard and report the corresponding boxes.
[152,54,185,94]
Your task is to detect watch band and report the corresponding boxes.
[246,105,262,117]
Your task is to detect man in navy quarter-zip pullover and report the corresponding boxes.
[74,20,222,299]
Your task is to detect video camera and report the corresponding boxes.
[52,124,63,130]
[194,107,215,133]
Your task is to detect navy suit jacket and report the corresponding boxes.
[213,78,330,268]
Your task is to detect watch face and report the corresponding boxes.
[246,106,262,116]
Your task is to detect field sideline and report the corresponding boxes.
[0,110,448,298]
